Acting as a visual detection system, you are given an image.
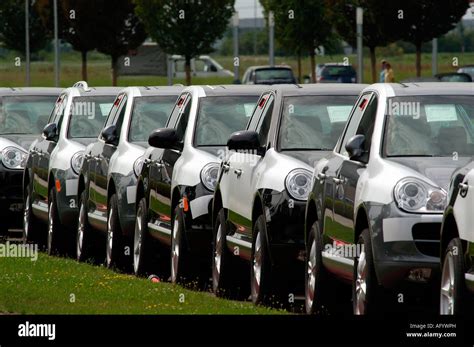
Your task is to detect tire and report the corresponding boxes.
[352,228,383,315]
[212,209,237,298]
[23,183,44,246]
[305,221,328,314]
[133,197,151,276]
[171,206,192,284]
[250,214,274,306]
[440,238,467,315]
[47,187,63,255]
[106,194,124,269]
[76,190,94,262]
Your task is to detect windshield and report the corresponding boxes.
[383,96,474,157]
[68,96,115,138]
[279,95,357,150]
[129,95,177,142]
[0,95,57,135]
[194,96,258,146]
[255,69,294,83]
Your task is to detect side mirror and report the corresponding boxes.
[42,123,58,141]
[227,130,262,153]
[101,125,119,146]
[148,128,182,150]
[345,134,367,162]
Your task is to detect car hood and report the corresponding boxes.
[0,134,39,151]
[280,150,331,168]
[386,157,472,191]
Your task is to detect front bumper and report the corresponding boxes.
[0,165,24,230]
[367,202,442,288]
[262,189,306,271]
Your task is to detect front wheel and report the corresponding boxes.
[76,190,94,262]
[134,197,151,276]
[23,183,45,246]
[171,206,192,284]
[106,194,125,269]
[47,188,63,255]
[352,228,383,315]
[305,221,328,314]
[250,215,273,305]
[440,238,467,315]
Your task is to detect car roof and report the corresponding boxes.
[186,85,268,96]
[246,65,293,71]
[264,83,368,96]
[134,86,184,96]
[388,82,474,96]
[0,87,62,97]
[319,63,354,67]
[71,86,122,97]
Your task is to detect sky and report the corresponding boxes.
[235,0,264,18]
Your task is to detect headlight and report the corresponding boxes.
[285,168,312,200]
[133,156,145,177]
[394,177,447,213]
[200,162,219,191]
[71,151,84,175]
[1,146,27,170]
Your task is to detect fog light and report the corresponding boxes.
[407,268,432,283]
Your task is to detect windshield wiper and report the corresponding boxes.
[386,154,438,157]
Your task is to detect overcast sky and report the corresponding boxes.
[235,0,264,18]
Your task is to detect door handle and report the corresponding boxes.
[234,168,243,177]
[317,172,326,181]
[459,182,469,196]
[333,177,344,185]
[222,163,230,173]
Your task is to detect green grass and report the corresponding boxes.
[1,51,473,87]
[0,252,286,314]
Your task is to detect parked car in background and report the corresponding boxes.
[134,85,266,284]
[457,65,474,80]
[24,82,120,254]
[171,55,233,79]
[76,86,182,269]
[212,84,365,304]
[0,87,61,235]
[402,73,472,83]
[242,65,297,85]
[316,63,357,83]
[304,83,474,315]
[439,161,474,314]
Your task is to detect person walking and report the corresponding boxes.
[380,59,387,83]
[384,62,395,82]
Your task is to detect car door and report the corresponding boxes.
[88,94,127,230]
[228,94,274,250]
[332,93,377,249]
[32,93,68,217]
[148,94,191,245]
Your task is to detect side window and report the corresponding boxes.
[54,94,68,133]
[105,94,125,128]
[338,92,373,156]
[112,95,128,138]
[255,95,274,146]
[167,94,188,127]
[50,94,67,124]
[248,93,271,130]
[174,97,192,142]
[355,94,378,154]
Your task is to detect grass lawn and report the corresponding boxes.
[0,252,286,315]
[1,51,472,87]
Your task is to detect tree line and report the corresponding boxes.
[0,0,470,85]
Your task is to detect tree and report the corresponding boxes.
[261,0,336,83]
[135,0,235,85]
[397,0,468,77]
[327,0,401,83]
[35,0,99,81]
[0,0,49,55]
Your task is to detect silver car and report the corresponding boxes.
[305,82,474,314]
[0,88,60,235]
[76,86,182,269]
[24,82,120,254]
